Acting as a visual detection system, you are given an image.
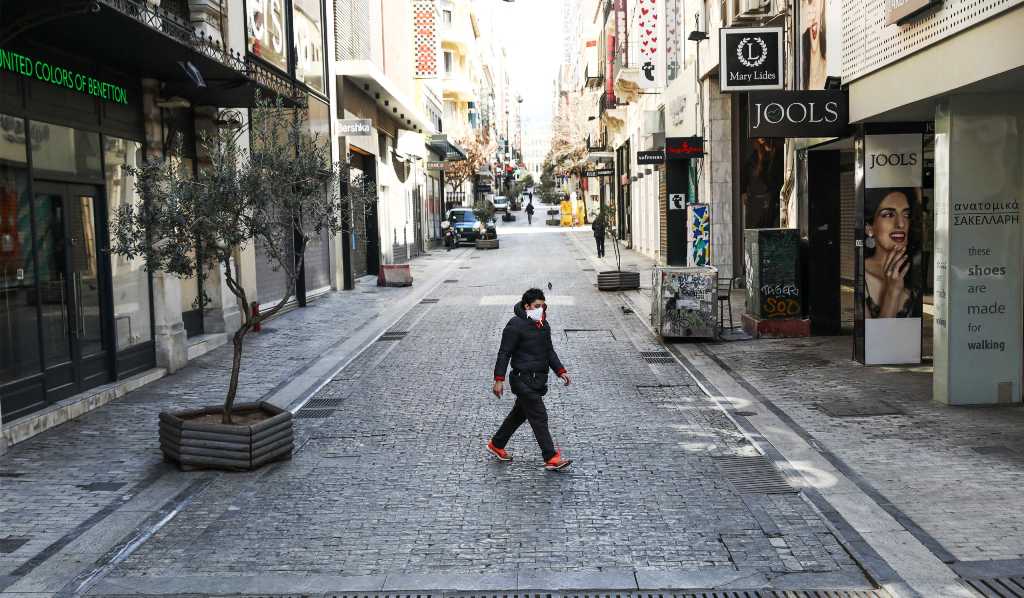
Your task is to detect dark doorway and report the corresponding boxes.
[364,161,380,278]
[806,150,842,334]
[665,158,690,266]
[32,181,111,402]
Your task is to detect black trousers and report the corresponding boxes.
[492,371,555,461]
[595,235,605,257]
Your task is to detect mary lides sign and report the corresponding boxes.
[720,27,783,92]
[748,90,848,138]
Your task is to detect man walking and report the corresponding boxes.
[487,288,573,471]
[525,201,535,225]
[592,211,607,258]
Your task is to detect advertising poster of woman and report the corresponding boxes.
[863,187,923,319]
[800,0,841,90]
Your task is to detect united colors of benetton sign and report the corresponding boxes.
[0,48,128,104]
[720,27,783,92]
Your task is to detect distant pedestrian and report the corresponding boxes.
[525,202,535,225]
[488,288,573,471]
[592,212,607,258]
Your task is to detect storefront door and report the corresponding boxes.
[33,181,110,401]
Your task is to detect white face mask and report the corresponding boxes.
[526,307,544,321]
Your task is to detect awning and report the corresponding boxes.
[427,134,468,161]
[336,60,437,135]
[6,0,301,108]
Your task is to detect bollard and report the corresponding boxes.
[251,301,261,332]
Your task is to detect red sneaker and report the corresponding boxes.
[544,450,572,471]
[487,440,512,461]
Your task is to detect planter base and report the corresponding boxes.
[475,238,500,249]
[598,270,641,291]
[742,314,811,338]
[159,402,293,471]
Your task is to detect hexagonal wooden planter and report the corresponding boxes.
[159,402,293,471]
[598,270,641,291]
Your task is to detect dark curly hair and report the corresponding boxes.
[521,288,546,307]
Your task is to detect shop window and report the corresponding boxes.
[28,121,102,180]
[104,137,152,351]
[0,114,40,383]
[293,0,326,92]
[247,0,291,73]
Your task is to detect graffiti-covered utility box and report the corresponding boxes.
[744,228,802,319]
[653,266,719,339]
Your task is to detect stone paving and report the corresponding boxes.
[0,249,465,586]
[94,217,865,588]
[699,336,1024,564]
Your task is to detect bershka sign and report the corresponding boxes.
[637,150,665,165]
[720,27,783,92]
[865,134,922,188]
[748,90,848,138]
[666,137,704,159]
[338,119,373,136]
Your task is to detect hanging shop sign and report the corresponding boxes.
[637,150,665,165]
[886,0,942,25]
[586,167,615,177]
[426,161,445,171]
[666,137,704,159]
[338,119,373,136]
[720,27,784,92]
[747,90,848,138]
[858,133,924,365]
[0,48,128,104]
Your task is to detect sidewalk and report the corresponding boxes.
[569,231,1024,597]
[0,247,470,594]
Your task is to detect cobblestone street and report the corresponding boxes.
[1,214,879,597]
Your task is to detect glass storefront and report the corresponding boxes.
[104,137,152,350]
[293,0,326,93]
[0,111,152,420]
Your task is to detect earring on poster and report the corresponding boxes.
[865,235,876,249]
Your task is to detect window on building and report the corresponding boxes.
[442,9,452,24]
[247,0,291,73]
[292,0,326,92]
[443,51,454,74]
[378,132,391,165]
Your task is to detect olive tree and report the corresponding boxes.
[111,97,373,424]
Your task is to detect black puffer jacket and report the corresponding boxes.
[493,303,567,381]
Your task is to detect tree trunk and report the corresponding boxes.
[222,328,247,424]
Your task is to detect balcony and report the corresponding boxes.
[2,0,303,108]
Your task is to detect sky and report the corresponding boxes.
[484,0,563,137]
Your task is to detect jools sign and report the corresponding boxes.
[720,27,783,92]
[748,90,848,138]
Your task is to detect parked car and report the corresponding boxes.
[445,207,496,245]
[492,196,509,212]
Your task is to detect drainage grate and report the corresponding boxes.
[294,409,334,419]
[441,590,888,598]
[378,331,409,342]
[459,266,471,269]
[303,398,344,409]
[77,482,126,492]
[420,298,440,304]
[972,446,1015,455]
[0,472,25,478]
[0,538,29,553]
[819,399,904,418]
[582,268,595,271]
[641,351,675,364]
[963,576,1024,597]
[443,279,459,283]
[714,455,797,494]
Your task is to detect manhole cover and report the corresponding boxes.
[819,399,903,417]
[0,538,29,553]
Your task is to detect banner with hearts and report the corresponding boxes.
[636,0,665,88]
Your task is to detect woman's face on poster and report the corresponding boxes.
[803,0,822,40]
[867,191,911,253]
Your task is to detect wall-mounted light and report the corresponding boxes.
[688,14,708,41]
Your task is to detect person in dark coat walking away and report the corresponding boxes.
[488,288,573,470]
[592,212,607,257]
[525,201,535,225]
